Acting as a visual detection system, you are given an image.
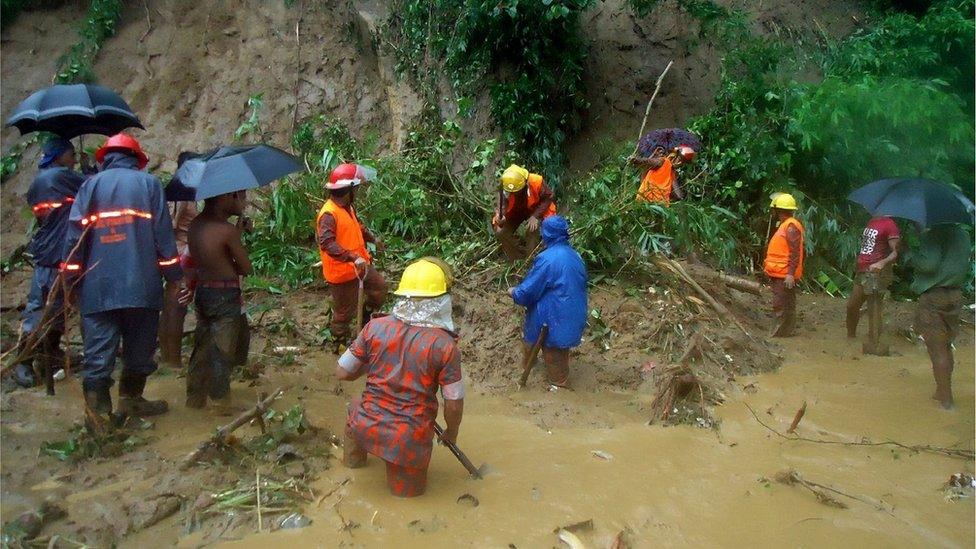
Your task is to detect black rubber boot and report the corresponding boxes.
[12,363,36,388]
[117,373,169,417]
[83,385,112,415]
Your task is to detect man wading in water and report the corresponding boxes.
[185,190,252,408]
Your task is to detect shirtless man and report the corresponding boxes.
[185,190,252,408]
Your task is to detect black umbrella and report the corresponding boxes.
[172,145,304,201]
[6,84,143,139]
[637,128,701,157]
[847,178,974,227]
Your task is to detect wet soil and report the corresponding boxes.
[1,278,973,547]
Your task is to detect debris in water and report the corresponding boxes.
[943,473,976,501]
[531,486,541,501]
[590,450,613,461]
[456,493,480,507]
[557,528,587,549]
[1,502,66,542]
[554,519,593,533]
[278,512,311,529]
[786,401,807,434]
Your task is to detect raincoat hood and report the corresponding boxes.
[541,215,569,247]
[101,150,141,171]
[39,138,73,168]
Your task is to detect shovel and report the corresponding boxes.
[517,324,548,389]
[433,422,488,479]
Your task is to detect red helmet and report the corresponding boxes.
[96,133,149,169]
[327,163,375,190]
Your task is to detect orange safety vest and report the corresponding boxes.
[315,199,371,284]
[506,173,556,219]
[636,158,675,205]
[764,217,805,279]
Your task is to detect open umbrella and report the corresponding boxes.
[847,178,974,227]
[171,144,303,201]
[637,128,701,157]
[6,84,143,139]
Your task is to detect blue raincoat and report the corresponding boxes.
[63,152,183,315]
[511,216,587,349]
[26,166,86,267]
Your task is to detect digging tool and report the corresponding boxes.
[517,324,548,389]
[433,422,487,479]
[355,270,366,333]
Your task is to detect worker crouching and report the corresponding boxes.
[509,216,588,388]
[315,163,387,351]
[763,193,805,337]
[335,259,464,497]
[492,164,556,261]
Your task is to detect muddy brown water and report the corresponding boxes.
[3,295,974,547]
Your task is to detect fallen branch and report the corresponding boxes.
[786,401,807,434]
[632,60,674,157]
[774,469,898,518]
[745,402,975,460]
[180,388,286,469]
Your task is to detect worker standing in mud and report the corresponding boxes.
[63,134,184,420]
[184,189,252,408]
[316,163,387,352]
[492,164,556,261]
[336,258,463,497]
[846,215,900,352]
[509,216,588,388]
[11,138,90,388]
[909,223,971,410]
[763,193,804,337]
[629,146,695,205]
[158,152,201,369]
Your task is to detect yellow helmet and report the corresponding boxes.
[394,259,449,297]
[769,192,798,210]
[419,256,454,289]
[500,164,529,193]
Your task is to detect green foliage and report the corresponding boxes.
[0,139,33,183]
[55,0,124,83]
[234,93,265,143]
[40,423,149,462]
[386,0,595,184]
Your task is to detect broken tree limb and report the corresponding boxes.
[787,401,807,434]
[744,402,975,460]
[720,274,764,296]
[632,60,675,157]
[653,255,756,340]
[179,388,286,470]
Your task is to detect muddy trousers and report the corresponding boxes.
[158,285,188,367]
[494,218,541,262]
[915,288,962,408]
[769,278,796,337]
[18,265,66,370]
[80,308,159,392]
[846,271,892,354]
[522,343,571,387]
[343,422,428,497]
[329,266,387,346]
[186,288,249,407]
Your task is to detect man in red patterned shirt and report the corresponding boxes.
[335,258,463,497]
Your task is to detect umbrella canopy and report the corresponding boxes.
[847,178,974,227]
[171,144,304,201]
[637,128,701,157]
[6,84,143,139]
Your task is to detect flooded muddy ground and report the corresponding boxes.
[1,281,973,547]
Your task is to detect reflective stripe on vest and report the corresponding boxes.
[764,217,805,279]
[636,158,674,205]
[506,173,556,219]
[315,199,371,284]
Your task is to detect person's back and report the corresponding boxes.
[27,166,85,267]
[911,224,971,295]
[188,215,244,282]
[66,151,177,314]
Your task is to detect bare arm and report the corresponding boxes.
[870,236,899,271]
[225,226,253,276]
[629,156,665,168]
[441,398,464,444]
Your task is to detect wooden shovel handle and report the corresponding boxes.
[518,324,548,388]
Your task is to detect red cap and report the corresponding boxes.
[95,133,149,170]
[327,163,374,190]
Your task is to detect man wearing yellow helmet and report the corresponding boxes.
[335,258,464,497]
[763,193,805,337]
[492,164,556,261]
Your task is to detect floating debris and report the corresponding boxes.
[456,493,480,507]
[590,450,613,461]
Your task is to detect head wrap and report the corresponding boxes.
[39,137,73,168]
[541,215,570,247]
[392,294,455,332]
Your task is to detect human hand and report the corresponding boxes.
[374,239,386,253]
[526,216,540,232]
[354,257,368,276]
[236,215,254,233]
[868,261,884,273]
[177,284,193,306]
[79,152,91,169]
[507,287,515,298]
[439,427,458,446]
[784,275,795,289]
